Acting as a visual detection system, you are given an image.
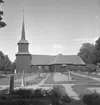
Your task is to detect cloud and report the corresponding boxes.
[51,44,65,54]
[52,44,64,49]
[73,37,99,44]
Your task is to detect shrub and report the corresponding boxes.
[0,87,72,105]
[49,86,61,99]
[0,88,9,94]
[60,95,72,103]
[10,88,33,98]
[49,85,72,104]
[0,99,31,105]
[0,94,8,100]
[32,88,44,97]
[52,85,68,97]
[81,92,100,105]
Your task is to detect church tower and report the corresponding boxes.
[16,10,31,73]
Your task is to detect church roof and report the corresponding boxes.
[18,39,29,44]
[16,52,30,55]
[31,55,55,65]
[31,54,85,65]
[51,54,85,65]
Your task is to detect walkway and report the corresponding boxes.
[53,73,80,100]
[21,73,51,90]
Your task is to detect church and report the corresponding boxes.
[16,15,85,73]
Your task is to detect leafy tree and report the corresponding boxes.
[0,0,6,28]
[11,59,16,71]
[95,37,100,63]
[78,43,97,64]
[0,51,12,72]
[95,37,100,51]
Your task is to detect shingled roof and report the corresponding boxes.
[31,55,55,65]
[51,53,85,65]
[31,53,85,65]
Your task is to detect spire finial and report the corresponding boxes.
[21,8,25,40]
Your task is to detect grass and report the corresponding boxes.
[72,84,100,96]
[1,71,100,103]
[0,73,46,88]
[1,72,100,105]
[74,71,100,78]
[0,74,8,79]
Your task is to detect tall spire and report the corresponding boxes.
[18,9,29,44]
[21,9,25,40]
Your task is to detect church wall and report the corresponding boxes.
[29,66,37,73]
[50,65,55,72]
[16,54,31,73]
[18,44,29,52]
[53,64,62,72]
[52,64,74,72]
[30,65,51,73]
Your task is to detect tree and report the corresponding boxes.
[95,37,100,63]
[11,59,16,71]
[0,0,6,28]
[78,43,97,64]
[0,51,12,72]
[95,37,100,52]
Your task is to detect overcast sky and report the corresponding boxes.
[0,0,100,61]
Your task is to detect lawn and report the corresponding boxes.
[1,72,100,100]
[0,73,47,88]
[1,72,100,105]
[52,72,100,99]
[55,72,100,85]
[74,71,100,78]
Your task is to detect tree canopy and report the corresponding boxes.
[78,37,100,64]
[0,51,17,73]
[0,0,6,28]
[0,51,12,72]
[94,37,100,63]
[78,43,97,64]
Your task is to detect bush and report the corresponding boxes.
[81,92,100,105]
[10,88,33,98]
[86,64,97,73]
[52,85,68,97]
[0,88,9,94]
[32,88,43,97]
[0,87,72,105]
[49,85,72,104]
[0,94,8,100]
[0,99,32,105]
[60,95,72,103]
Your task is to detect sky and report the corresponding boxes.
[0,0,100,62]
